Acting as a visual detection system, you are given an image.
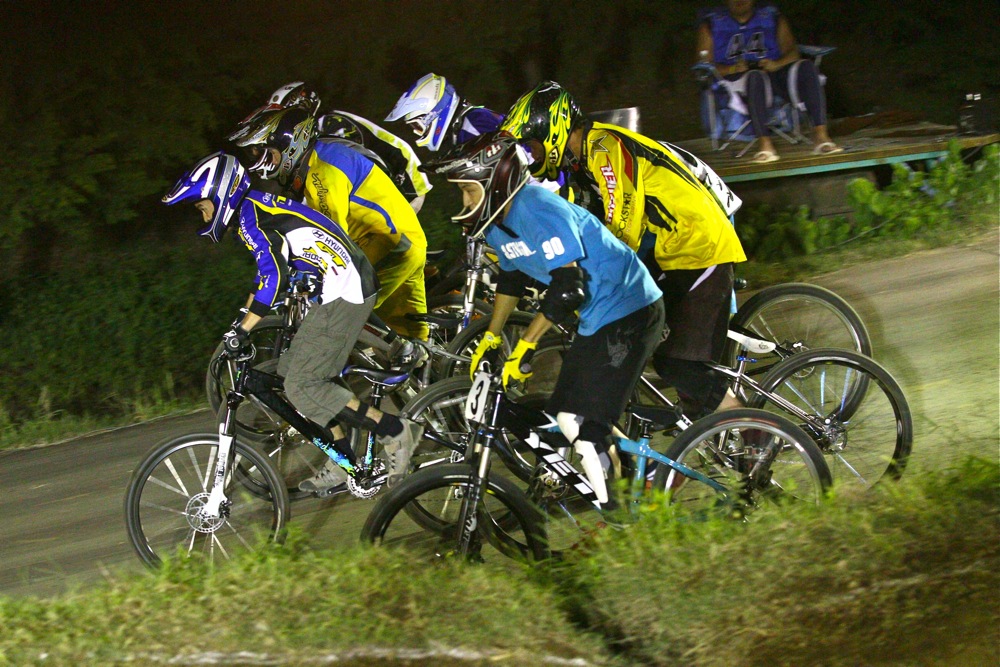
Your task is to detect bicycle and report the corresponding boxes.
[125,343,427,567]
[361,368,832,563]
[402,321,911,498]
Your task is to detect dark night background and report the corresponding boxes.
[1,0,996,259]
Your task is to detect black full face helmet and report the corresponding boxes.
[421,133,530,238]
[499,81,583,181]
[226,107,317,185]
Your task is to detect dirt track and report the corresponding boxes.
[0,232,997,598]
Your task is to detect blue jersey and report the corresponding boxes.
[704,4,782,65]
[485,185,661,336]
[236,191,379,316]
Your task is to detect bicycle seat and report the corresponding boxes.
[340,365,410,387]
[405,311,464,329]
[629,404,684,431]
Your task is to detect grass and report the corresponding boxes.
[553,456,1000,667]
[0,458,995,666]
[0,396,207,451]
[735,210,998,289]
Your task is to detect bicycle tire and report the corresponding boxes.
[654,408,832,516]
[724,283,872,377]
[124,432,290,569]
[206,316,291,414]
[746,348,913,489]
[397,376,533,532]
[361,463,550,563]
[425,293,493,349]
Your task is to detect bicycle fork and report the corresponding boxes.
[455,389,504,558]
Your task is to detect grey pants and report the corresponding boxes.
[277,295,377,428]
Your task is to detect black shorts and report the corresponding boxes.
[656,263,734,362]
[546,300,665,424]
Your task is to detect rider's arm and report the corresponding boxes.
[588,127,647,252]
[508,260,584,345]
[486,293,519,337]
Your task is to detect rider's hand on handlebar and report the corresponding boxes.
[502,339,537,389]
[470,331,503,379]
[222,326,251,357]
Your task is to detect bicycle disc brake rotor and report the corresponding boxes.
[185,493,229,533]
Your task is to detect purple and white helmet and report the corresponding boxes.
[385,73,459,152]
[162,152,250,243]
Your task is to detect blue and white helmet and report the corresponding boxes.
[385,73,459,152]
[162,151,250,243]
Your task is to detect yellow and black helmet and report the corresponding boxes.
[500,81,582,181]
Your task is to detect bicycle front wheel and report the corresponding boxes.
[725,283,872,376]
[747,348,913,490]
[124,433,290,568]
[655,408,832,517]
[361,464,550,564]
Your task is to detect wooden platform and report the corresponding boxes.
[671,116,1000,184]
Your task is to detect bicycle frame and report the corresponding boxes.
[218,348,424,496]
[635,328,820,433]
[451,372,727,552]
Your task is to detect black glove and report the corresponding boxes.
[222,326,251,356]
[229,307,249,330]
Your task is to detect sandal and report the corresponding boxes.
[813,141,844,155]
[750,150,780,164]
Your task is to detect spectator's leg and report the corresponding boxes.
[744,70,776,155]
[778,60,837,149]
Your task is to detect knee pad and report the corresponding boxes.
[333,402,379,431]
[555,412,583,445]
[579,420,612,452]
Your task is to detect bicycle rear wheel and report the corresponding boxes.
[654,408,832,517]
[361,464,550,564]
[124,433,290,568]
[747,348,913,490]
[724,283,872,377]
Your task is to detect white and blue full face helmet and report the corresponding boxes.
[385,73,459,152]
[162,152,250,243]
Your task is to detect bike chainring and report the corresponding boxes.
[347,460,387,499]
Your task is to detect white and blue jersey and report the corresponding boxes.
[236,191,379,317]
[485,185,661,336]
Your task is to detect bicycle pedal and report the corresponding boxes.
[314,482,348,499]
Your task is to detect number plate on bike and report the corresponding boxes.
[465,372,491,423]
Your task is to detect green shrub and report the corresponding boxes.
[0,238,250,424]
[737,143,1000,261]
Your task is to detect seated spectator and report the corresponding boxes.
[698,0,842,163]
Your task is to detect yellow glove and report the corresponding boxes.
[502,339,537,389]
[469,331,503,379]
